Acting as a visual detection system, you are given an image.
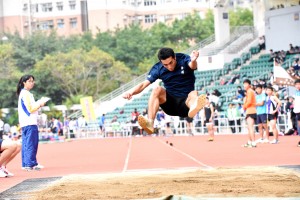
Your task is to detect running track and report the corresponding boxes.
[1,135,300,192]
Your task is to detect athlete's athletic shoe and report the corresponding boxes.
[0,168,8,178]
[243,143,256,148]
[298,141,300,147]
[24,166,42,171]
[188,94,206,118]
[138,115,154,134]
[270,139,279,144]
[208,138,214,142]
[2,167,14,177]
[255,138,264,143]
[36,164,45,169]
[262,138,270,143]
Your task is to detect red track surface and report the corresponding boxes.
[1,134,300,192]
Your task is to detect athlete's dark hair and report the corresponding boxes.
[17,74,35,96]
[266,86,274,91]
[256,84,262,89]
[295,79,300,84]
[157,47,175,60]
[243,79,251,85]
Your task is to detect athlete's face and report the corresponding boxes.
[255,87,262,94]
[243,82,250,90]
[266,88,273,96]
[161,56,177,71]
[23,77,35,90]
[295,82,300,90]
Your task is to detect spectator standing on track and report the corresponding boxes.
[203,97,214,141]
[17,74,46,171]
[185,117,194,136]
[242,79,257,148]
[227,103,239,134]
[255,85,269,143]
[98,114,105,134]
[293,80,300,147]
[68,118,77,138]
[78,115,87,137]
[266,86,282,144]
[63,117,70,136]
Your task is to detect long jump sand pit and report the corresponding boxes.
[30,167,300,200]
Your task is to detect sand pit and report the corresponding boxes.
[29,167,300,200]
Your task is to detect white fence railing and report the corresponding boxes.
[55,114,291,140]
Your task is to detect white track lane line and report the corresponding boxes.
[122,137,132,173]
[155,137,214,170]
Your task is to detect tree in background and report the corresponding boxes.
[229,8,253,27]
[34,47,131,104]
[0,43,21,108]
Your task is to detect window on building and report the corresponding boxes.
[31,4,39,12]
[57,19,64,28]
[178,13,188,19]
[144,14,157,23]
[164,14,172,21]
[57,2,63,11]
[70,18,77,28]
[144,0,157,6]
[69,0,76,10]
[39,20,54,30]
[23,3,28,11]
[41,3,53,12]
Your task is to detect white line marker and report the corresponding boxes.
[122,137,132,173]
[155,137,214,170]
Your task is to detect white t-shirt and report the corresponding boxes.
[18,89,40,128]
[294,89,300,113]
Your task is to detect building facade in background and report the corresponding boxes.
[0,0,254,37]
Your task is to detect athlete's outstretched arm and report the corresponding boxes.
[123,80,151,100]
[189,50,199,70]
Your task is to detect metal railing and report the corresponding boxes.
[51,114,291,140]
[200,26,257,56]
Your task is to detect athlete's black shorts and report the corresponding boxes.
[165,122,170,128]
[246,114,257,120]
[267,113,278,121]
[160,92,189,118]
[256,114,267,124]
[186,117,193,123]
[296,113,300,121]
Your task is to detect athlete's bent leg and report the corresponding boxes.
[3,142,21,167]
[138,86,166,134]
[0,140,17,167]
[186,91,206,118]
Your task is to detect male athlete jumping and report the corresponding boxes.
[123,47,206,134]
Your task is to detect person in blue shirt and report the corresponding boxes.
[255,84,269,143]
[123,47,206,134]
